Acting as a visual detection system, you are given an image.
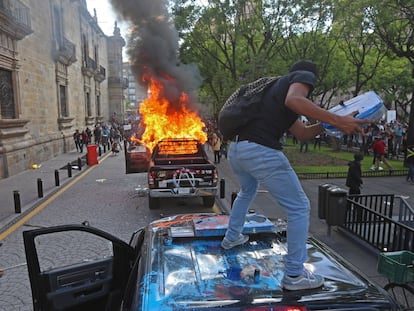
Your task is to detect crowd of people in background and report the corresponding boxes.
[339,120,412,177]
[284,119,411,173]
[84,115,411,183]
[73,122,124,155]
[205,117,412,176]
[341,120,409,161]
[73,128,92,153]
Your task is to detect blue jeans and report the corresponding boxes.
[225,141,310,276]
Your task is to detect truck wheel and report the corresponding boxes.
[148,196,160,209]
[202,196,215,208]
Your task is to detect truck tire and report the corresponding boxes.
[148,196,160,209]
[202,196,215,208]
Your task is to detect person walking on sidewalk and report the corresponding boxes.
[94,125,102,145]
[220,60,370,291]
[78,131,85,153]
[404,145,414,182]
[313,133,321,150]
[113,129,123,150]
[346,153,363,195]
[86,127,92,144]
[73,129,81,152]
[82,130,89,148]
[212,133,221,163]
[372,135,393,173]
[369,136,380,170]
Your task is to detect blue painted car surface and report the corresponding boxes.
[23,214,400,310]
[126,213,400,310]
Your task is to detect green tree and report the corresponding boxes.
[275,0,351,108]
[172,0,413,129]
[369,0,414,144]
[332,0,389,97]
[367,56,412,120]
[176,0,343,113]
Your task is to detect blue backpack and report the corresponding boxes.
[218,77,279,141]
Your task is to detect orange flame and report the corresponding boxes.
[138,74,207,151]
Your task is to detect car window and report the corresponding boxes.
[34,231,113,272]
[129,145,148,153]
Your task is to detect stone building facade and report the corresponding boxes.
[0,0,126,178]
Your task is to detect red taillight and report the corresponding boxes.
[243,306,309,311]
[148,171,156,187]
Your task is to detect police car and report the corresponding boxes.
[23,213,400,310]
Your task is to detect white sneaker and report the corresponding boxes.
[221,234,249,249]
[282,269,324,291]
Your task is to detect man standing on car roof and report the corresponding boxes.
[221,60,370,291]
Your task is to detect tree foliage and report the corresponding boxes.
[368,0,414,143]
[172,0,414,131]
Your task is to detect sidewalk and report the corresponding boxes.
[0,147,111,236]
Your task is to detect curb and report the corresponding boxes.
[0,152,112,239]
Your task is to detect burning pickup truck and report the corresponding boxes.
[125,138,218,209]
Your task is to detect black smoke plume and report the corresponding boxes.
[109,0,202,109]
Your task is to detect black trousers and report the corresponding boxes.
[348,187,361,195]
[214,151,220,163]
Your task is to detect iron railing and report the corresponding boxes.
[395,196,414,227]
[85,56,97,70]
[343,195,414,252]
[56,37,76,64]
[98,65,106,77]
[297,169,408,179]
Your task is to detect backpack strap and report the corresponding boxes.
[223,77,278,108]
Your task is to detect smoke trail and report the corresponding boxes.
[109,0,202,108]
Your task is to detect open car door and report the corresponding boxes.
[23,224,136,311]
[124,140,151,174]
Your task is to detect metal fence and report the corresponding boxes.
[343,194,414,252]
[298,169,408,179]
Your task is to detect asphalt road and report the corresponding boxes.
[0,152,221,310]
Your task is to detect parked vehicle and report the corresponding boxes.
[126,138,218,209]
[124,140,152,174]
[23,213,401,311]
